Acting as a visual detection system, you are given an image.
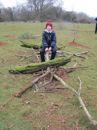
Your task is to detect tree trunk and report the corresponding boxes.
[9,57,71,74]
[20,40,40,49]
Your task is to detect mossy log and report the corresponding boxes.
[9,57,71,74]
[20,40,62,50]
[20,40,40,49]
[21,43,40,49]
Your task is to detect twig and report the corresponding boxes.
[78,76,82,95]
[73,62,78,67]
[73,54,87,59]
[53,74,78,95]
[60,66,88,74]
[42,72,54,89]
[34,84,39,92]
[76,51,89,55]
[40,80,52,89]
[58,50,89,59]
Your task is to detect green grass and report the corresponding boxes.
[0,22,97,130]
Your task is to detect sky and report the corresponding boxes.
[1,0,97,17]
[1,0,16,7]
[1,0,25,7]
[63,0,97,17]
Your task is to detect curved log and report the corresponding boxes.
[9,57,71,74]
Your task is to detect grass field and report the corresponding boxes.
[0,22,97,130]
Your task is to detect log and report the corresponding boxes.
[9,57,71,74]
[20,40,40,49]
[20,40,62,50]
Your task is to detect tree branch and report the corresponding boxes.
[14,70,50,97]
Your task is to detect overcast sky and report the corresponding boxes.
[63,0,97,17]
[1,0,24,7]
[1,0,97,17]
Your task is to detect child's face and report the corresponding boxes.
[46,25,52,31]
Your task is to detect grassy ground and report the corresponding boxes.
[0,22,97,130]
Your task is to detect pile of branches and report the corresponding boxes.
[9,41,97,126]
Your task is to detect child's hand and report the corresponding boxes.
[45,48,49,52]
[48,47,52,51]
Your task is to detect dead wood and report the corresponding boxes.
[12,49,97,126]
[14,70,50,97]
[9,57,71,74]
[58,50,89,59]
[20,40,40,49]
[60,66,88,74]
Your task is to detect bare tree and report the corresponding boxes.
[26,0,55,21]
[0,0,4,21]
[1,7,14,21]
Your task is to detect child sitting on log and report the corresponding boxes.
[40,20,57,62]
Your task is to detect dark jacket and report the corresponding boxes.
[42,29,57,49]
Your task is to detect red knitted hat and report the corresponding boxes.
[45,20,53,28]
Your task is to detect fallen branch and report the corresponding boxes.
[58,50,89,59]
[53,74,97,126]
[14,52,54,97]
[71,51,89,59]
[34,71,53,91]
[43,86,66,93]
[54,74,78,94]
[38,80,52,90]
[20,40,40,49]
[60,66,88,74]
[14,70,50,97]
